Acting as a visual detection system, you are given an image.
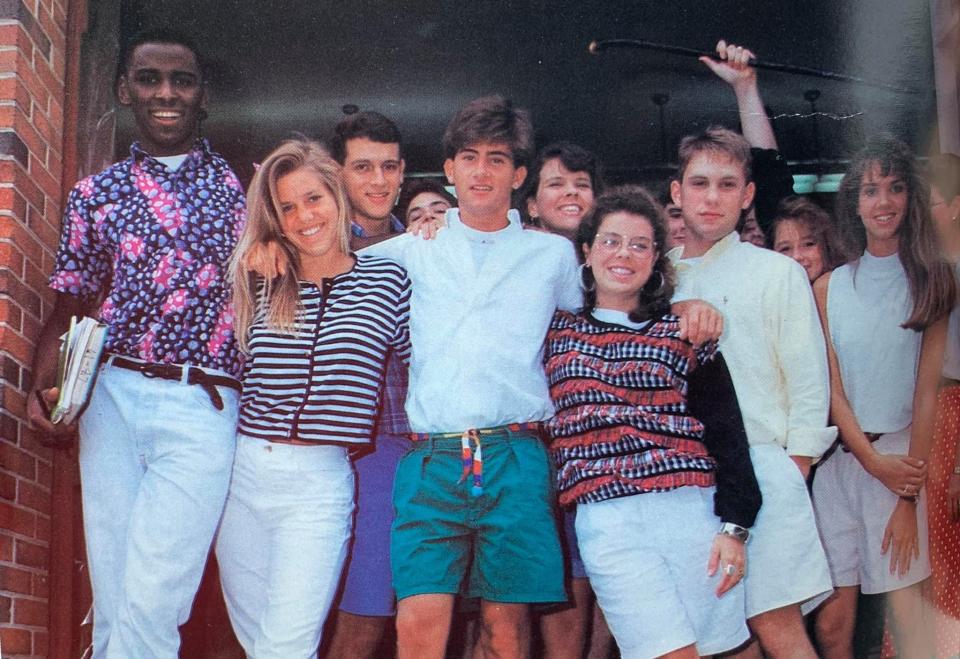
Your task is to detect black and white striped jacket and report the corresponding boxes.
[237,254,411,447]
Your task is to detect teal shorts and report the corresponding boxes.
[391,426,566,604]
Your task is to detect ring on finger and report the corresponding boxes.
[723,564,737,576]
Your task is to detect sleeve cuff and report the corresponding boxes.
[786,425,839,459]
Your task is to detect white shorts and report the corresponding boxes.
[576,487,750,659]
[812,427,930,594]
[743,444,832,617]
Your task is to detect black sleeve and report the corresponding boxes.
[687,352,762,528]
[750,147,794,236]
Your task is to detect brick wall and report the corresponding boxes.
[0,0,74,657]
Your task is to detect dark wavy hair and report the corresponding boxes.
[835,135,956,330]
[577,185,675,322]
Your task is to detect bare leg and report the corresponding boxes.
[396,593,454,659]
[478,601,530,659]
[540,577,592,659]
[660,644,699,659]
[746,603,818,659]
[324,610,391,659]
[585,599,615,659]
[886,580,933,658]
[812,586,858,659]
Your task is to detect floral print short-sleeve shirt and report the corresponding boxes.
[50,139,246,378]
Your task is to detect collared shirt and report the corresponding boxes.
[351,215,410,435]
[363,208,582,433]
[237,255,411,446]
[669,232,836,458]
[50,139,246,378]
[351,215,406,240]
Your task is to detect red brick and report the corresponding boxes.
[15,538,48,569]
[0,593,9,622]
[0,469,13,500]
[12,162,43,212]
[0,48,19,74]
[0,561,33,594]
[0,532,12,560]
[0,440,35,479]
[33,509,48,543]
[0,241,26,278]
[34,629,48,656]
[25,205,57,249]
[0,186,28,223]
[20,309,38,339]
[13,595,46,626]
[30,102,55,146]
[11,108,46,162]
[23,258,45,294]
[0,219,43,266]
[32,41,60,89]
[32,570,47,598]
[14,58,48,111]
[0,24,32,56]
[46,92,58,127]
[0,102,15,129]
[17,480,49,514]
[0,626,31,654]
[1,382,27,417]
[0,269,40,319]
[27,154,57,200]
[0,75,33,114]
[34,456,49,488]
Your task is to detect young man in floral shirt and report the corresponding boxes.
[27,29,246,658]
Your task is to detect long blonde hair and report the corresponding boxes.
[229,139,352,352]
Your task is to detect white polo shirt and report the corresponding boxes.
[669,232,837,458]
[364,208,582,433]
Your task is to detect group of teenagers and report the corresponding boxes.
[25,25,960,659]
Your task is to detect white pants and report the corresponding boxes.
[79,362,239,659]
[216,435,354,659]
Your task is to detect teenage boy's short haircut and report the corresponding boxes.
[442,95,534,167]
[676,126,753,182]
[330,111,403,165]
[117,28,206,83]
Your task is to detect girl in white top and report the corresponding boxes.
[811,136,955,659]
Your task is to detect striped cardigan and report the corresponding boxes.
[237,254,411,448]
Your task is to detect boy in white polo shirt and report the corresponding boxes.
[669,126,836,659]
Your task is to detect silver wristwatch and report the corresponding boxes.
[718,522,750,543]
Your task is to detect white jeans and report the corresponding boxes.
[79,362,239,659]
[216,435,354,659]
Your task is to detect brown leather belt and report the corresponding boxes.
[106,355,240,410]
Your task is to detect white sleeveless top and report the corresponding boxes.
[943,263,960,380]
[827,252,920,433]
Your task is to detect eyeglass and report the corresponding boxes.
[595,232,656,256]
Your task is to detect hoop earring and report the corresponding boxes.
[578,263,595,293]
[645,269,665,296]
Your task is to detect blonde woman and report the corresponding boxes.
[216,139,411,658]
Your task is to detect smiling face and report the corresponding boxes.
[583,211,658,313]
[526,157,595,239]
[773,218,826,282]
[858,161,907,256]
[406,191,452,225]
[444,141,526,229]
[117,42,207,157]
[342,137,404,225]
[671,152,755,258]
[276,167,345,267]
